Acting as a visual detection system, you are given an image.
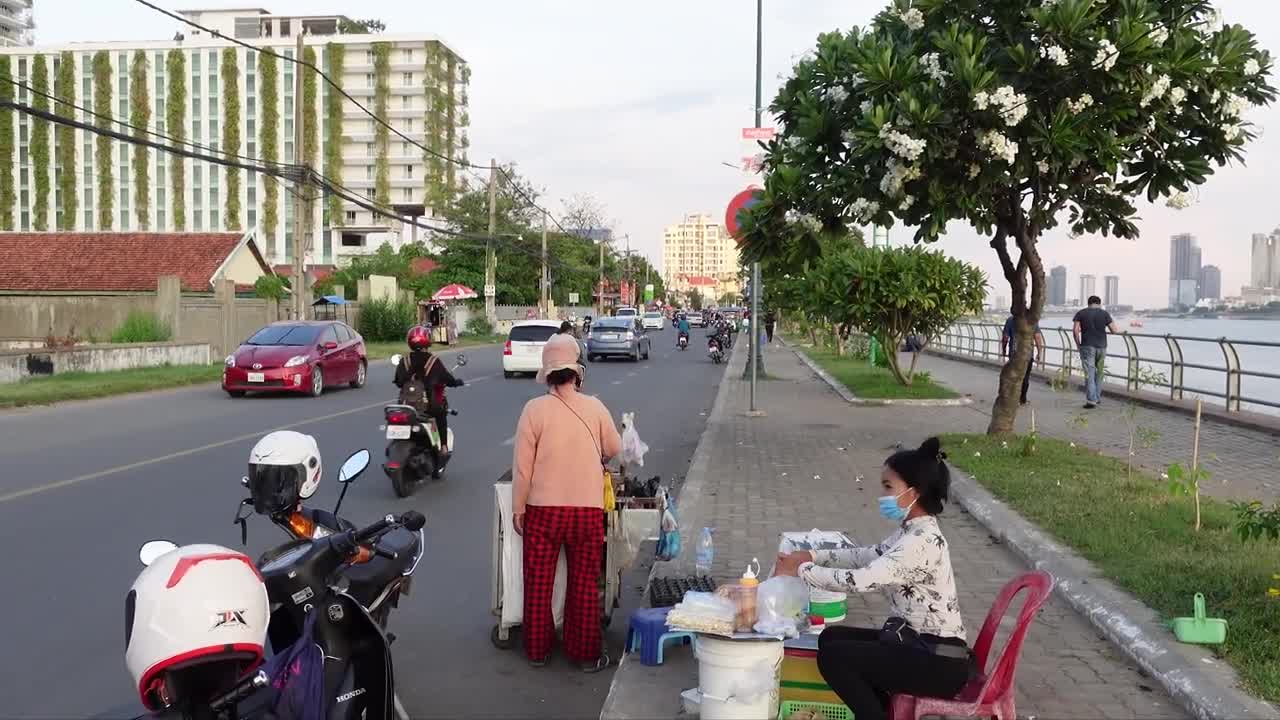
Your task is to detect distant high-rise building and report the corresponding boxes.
[1252,231,1280,289]
[1079,274,1096,303]
[1049,265,1068,306]
[1169,234,1202,308]
[1104,275,1120,307]
[663,213,741,299]
[1199,265,1222,301]
[0,0,35,46]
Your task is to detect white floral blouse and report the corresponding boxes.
[798,515,967,641]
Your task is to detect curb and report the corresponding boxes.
[787,340,974,407]
[948,470,1280,720]
[599,333,743,720]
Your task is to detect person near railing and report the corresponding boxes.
[1001,315,1044,405]
[1072,296,1121,409]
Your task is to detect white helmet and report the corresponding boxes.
[125,544,269,710]
[247,431,322,514]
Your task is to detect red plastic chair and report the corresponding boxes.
[890,570,1054,720]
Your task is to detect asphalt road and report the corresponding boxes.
[0,330,725,719]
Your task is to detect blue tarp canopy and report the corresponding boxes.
[313,295,348,306]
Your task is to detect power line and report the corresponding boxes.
[132,0,488,176]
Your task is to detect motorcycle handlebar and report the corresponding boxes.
[209,670,269,714]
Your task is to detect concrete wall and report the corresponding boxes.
[0,293,155,340]
[0,342,212,384]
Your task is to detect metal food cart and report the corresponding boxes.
[489,470,660,649]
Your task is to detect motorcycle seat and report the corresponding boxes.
[344,526,421,589]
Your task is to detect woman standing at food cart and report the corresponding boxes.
[512,333,622,672]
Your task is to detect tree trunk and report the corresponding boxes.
[987,224,1048,434]
[809,325,818,346]
[883,334,912,385]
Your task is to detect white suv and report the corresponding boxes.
[614,307,638,319]
[503,320,562,378]
[642,311,665,330]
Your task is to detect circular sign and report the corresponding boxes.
[725,187,764,239]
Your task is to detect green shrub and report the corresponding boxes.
[110,311,172,343]
[358,299,416,342]
[464,316,493,336]
[254,275,290,300]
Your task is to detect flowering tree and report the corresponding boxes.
[739,0,1274,433]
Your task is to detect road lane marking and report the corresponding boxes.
[0,373,500,506]
[501,435,515,446]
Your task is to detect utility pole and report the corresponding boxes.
[624,234,632,306]
[745,0,766,401]
[291,31,308,321]
[485,158,497,327]
[597,237,605,317]
[540,210,549,318]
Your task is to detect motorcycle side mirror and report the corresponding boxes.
[138,540,177,567]
[333,449,370,517]
[241,475,250,487]
[455,353,468,367]
[390,353,402,367]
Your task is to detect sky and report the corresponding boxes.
[34,0,1280,309]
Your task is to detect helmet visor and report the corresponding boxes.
[248,464,303,515]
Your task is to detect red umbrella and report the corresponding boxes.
[432,283,479,301]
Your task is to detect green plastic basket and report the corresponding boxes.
[779,700,853,720]
[1169,593,1228,645]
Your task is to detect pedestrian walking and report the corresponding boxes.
[1072,295,1121,409]
[511,334,621,673]
[1001,314,1045,405]
[764,309,777,343]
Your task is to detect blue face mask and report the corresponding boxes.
[878,490,915,522]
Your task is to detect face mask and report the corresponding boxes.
[878,489,916,523]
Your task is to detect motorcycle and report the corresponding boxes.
[382,353,467,498]
[708,337,724,364]
[234,450,423,633]
[133,503,426,720]
[677,332,689,351]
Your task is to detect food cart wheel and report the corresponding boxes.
[491,623,516,650]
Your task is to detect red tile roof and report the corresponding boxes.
[0,232,264,292]
[685,275,718,286]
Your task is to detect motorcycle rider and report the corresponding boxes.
[676,313,691,348]
[394,325,464,460]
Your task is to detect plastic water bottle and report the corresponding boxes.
[695,527,715,575]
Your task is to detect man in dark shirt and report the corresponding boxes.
[1072,295,1121,408]
[1001,315,1045,405]
[394,345,464,456]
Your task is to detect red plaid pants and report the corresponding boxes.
[522,505,605,663]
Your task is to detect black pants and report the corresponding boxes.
[427,408,449,453]
[765,323,775,342]
[817,626,972,720]
[1021,355,1034,403]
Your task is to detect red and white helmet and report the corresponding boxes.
[406,324,431,351]
[124,544,269,710]
[247,430,322,514]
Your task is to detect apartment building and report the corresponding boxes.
[662,213,740,299]
[0,0,34,47]
[0,7,468,266]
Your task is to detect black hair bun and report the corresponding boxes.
[919,436,944,460]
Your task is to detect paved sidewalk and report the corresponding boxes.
[917,352,1280,503]
[604,340,1184,719]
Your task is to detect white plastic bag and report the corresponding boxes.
[752,576,809,637]
[620,412,650,467]
[667,591,736,636]
[731,658,781,703]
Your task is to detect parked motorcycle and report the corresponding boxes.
[708,337,724,364]
[234,450,423,632]
[129,504,426,719]
[382,354,467,497]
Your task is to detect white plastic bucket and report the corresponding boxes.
[809,588,847,621]
[695,636,784,720]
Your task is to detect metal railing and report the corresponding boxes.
[934,321,1280,414]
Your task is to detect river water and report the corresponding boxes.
[1030,316,1280,415]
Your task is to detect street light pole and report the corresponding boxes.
[745,0,766,404]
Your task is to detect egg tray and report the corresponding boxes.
[649,575,718,608]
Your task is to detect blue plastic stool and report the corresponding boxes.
[625,607,695,666]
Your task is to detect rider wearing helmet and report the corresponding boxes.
[125,543,269,712]
[247,430,323,516]
[394,325,463,457]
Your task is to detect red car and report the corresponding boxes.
[223,321,367,398]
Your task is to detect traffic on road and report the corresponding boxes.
[0,309,727,719]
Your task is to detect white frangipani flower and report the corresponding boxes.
[1223,123,1244,141]
[897,6,925,31]
[1168,86,1187,113]
[974,86,1029,126]
[849,198,881,221]
[1140,74,1171,107]
[1244,58,1261,77]
[860,99,874,115]
[1040,44,1069,67]
[967,163,981,179]
[879,157,921,197]
[978,129,1019,164]
[785,209,823,233]
[1166,191,1193,209]
[899,195,915,211]
[1066,94,1094,114]
[879,122,928,161]
[921,53,949,82]
[1223,93,1249,118]
[1149,26,1169,46]
[1036,160,1050,174]
[1094,39,1119,71]
[1041,0,1061,7]
[1147,116,1158,132]
[827,86,851,104]
[842,128,858,146]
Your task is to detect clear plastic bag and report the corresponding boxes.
[666,591,736,636]
[730,658,780,703]
[752,576,809,638]
[620,412,650,467]
[655,488,681,561]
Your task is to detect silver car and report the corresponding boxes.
[585,317,652,362]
